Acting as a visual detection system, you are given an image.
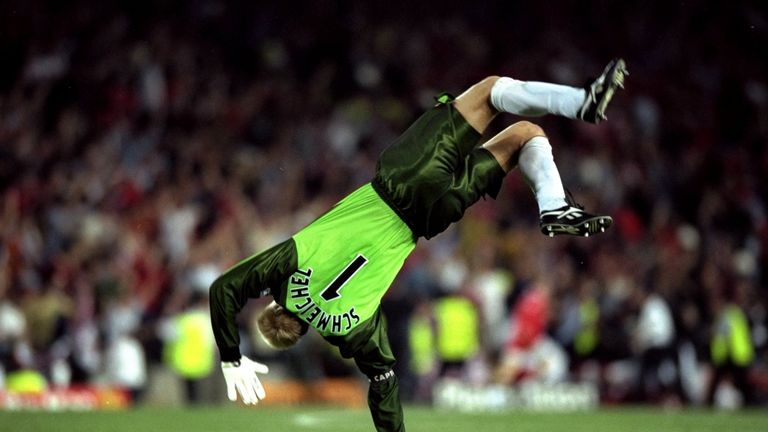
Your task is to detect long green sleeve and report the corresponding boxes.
[357,316,404,432]
[209,239,298,361]
[328,309,404,432]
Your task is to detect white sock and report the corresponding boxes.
[490,77,586,119]
[518,136,568,212]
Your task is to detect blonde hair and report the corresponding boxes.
[257,302,305,349]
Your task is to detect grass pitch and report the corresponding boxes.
[2,405,767,432]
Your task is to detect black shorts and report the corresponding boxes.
[372,94,506,239]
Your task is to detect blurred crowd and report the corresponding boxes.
[1,0,767,408]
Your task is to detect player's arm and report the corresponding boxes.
[352,310,405,432]
[209,238,297,404]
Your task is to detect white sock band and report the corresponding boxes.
[518,136,568,212]
[490,77,586,119]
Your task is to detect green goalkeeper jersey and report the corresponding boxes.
[210,183,415,355]
[287,183,416,336]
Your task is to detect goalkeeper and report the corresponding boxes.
[211,60,627,432]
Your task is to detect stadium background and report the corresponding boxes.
[1,0,767,426]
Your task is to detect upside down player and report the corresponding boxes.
[210,59,628,431]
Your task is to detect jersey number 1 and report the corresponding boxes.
[320,254,368,301]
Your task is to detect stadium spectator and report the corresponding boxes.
[496,282,569,385]
[707,282,756,407]
[632,285,679,403]
[434,295,482,378]
[160,292,216,404]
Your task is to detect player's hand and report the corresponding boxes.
[221,356,269,405]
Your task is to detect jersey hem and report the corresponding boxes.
[371,179,419,240]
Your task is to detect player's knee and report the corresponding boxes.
[476,76,501,101]
[478,75,501,88]
[459,76,501,104]
[511,120,546,143]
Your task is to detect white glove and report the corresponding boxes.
[221,356,269,405]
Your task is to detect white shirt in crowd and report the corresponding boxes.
[636,294,675,349]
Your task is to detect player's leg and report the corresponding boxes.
[374,60,624,239]
[410,119,610,238]
[488,59,627,124]
[451,59,627,135]
[452,74,580,130]
[450,72,580,133]
[482,121,612,237]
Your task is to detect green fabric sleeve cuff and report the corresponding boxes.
[219,346,242,362]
